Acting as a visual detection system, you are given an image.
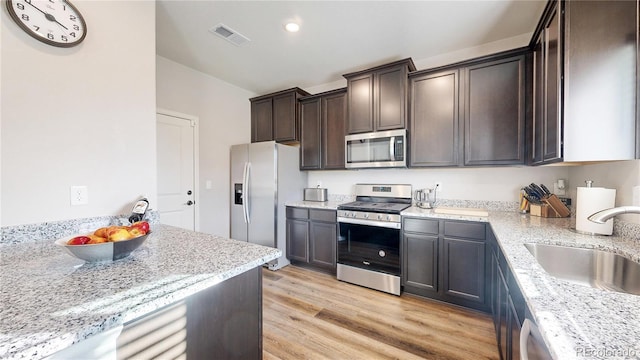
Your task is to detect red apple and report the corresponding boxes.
[67,236,91,245]
[130,221,150,234]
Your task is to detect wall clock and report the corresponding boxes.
[6,0,87,48]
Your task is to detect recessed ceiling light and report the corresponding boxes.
[284,22,300,33]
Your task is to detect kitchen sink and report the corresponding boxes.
[524,243,640,296]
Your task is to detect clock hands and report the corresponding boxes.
[23,0,68,30]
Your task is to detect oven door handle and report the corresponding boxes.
[338,217,401,230]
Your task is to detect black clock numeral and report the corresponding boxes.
[69,32,76,38]
[61,35,68,42]
[47,33,54,40]
[69,15,76,21]
[21,14,29,21]
[73,25,79,31]
[32,25,40,31]
[17,3,24,10]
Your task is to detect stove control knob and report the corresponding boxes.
[386,215,392,221]
[363,213,369,219]
[377,214,382,220]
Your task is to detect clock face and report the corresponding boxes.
[6,0,87,47]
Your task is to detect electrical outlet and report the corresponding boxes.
[434,182,442,191]
[70,186,88,206]
[553,179,567,196]
[316,180,322,188]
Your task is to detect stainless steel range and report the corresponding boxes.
[337,184,412,295]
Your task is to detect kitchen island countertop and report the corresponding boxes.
[0,225,280,359]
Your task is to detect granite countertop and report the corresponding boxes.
[403,206,640,360]
[0,224,281,359]
[286,200,344,210]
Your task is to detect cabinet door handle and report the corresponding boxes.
[520,319,532,360]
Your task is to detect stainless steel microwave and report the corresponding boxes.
[345,129,406,169]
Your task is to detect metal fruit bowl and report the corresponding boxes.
[55,232,150,262]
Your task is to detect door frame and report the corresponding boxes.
[156,108,200,231]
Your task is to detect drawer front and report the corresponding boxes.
[444,221,485,240]
[286,207,309,220]
[309,209,336,223]
[403,218,439,234]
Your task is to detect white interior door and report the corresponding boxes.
[156,112,196,230]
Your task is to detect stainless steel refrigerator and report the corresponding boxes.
[230,141,307,270]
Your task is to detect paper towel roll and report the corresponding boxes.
[576,187,616,235]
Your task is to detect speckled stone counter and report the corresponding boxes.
[0,224,281,359]
[285,200,344,210]
[403,206,640,360]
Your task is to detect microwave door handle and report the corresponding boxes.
[389,136,395,160]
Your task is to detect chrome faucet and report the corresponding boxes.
[588,206,640,223]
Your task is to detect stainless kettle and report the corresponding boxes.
[414,188,437,209]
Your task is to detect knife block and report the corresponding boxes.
[530,195,571,218]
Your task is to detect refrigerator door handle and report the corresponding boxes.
[245,162,252,224]
[242,162,249,224]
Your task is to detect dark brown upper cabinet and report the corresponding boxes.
[408,50,527,167]
[250,87,310,143]
[343,59,416,134]
[530,0,637,164]
[299,88,347,170]
[463,55,526,166]
[409,69,460,167]
[531,2,561,164]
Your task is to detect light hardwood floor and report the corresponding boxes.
[262,266,499,360]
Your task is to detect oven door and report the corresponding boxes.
[337,221,401,276]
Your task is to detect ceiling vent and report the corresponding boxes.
[209,23,250,46]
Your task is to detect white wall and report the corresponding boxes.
[568,160,640,224]
[1,1,156,227]
[156,56,255,237]
[305,33,532,95]
[308,166,569,203]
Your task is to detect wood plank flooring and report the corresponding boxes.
[262,266,499,360]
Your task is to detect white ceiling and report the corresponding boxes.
[156,1,546,95]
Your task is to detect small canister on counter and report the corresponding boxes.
[304,187,328,202]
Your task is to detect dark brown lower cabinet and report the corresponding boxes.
[402,218,489,312]
[488,228,551,360]
[287,218,310,262]
[442,236,486,305]
[117,267,262,359]
[310,221,337,269]
[286,207,337,273]
[403,232,438,296]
